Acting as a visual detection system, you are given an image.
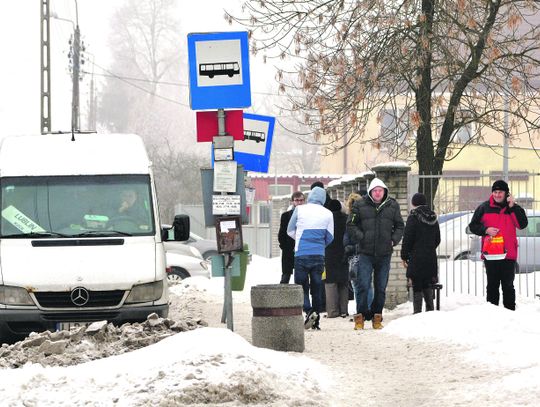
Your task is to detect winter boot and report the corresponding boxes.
[353,313,364,330]
[304,311,318,330]
[312,313,321,330]
[372,314,383,329]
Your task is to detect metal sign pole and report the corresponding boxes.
[215,108,234,331]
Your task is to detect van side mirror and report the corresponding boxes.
[172,214,190,241]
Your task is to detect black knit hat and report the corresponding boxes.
[492,180,509,193]
[411,193,427,207]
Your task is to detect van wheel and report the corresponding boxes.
[167,268,190,285]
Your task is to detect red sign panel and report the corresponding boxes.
[196,110,245,142]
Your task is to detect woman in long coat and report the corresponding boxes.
[401,193,441,313]
[324,199,349,318]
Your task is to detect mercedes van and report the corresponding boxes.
[0,133,188,342]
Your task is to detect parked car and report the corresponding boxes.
[163,240,204,260]
[469,209,540,273]
[161,225,211,283]
[183,232,219,260]
[162,224,218,260]
[437,212,475,260]
[165,251,210,283]
[438,211,472,224]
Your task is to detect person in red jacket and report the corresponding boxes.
[468,180,528,310]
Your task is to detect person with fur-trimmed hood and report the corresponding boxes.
[346,177,404,329]
[401,193,441,314]
[287,186,334,330]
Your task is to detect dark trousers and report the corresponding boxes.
[484,259,516,310]
[294,255,324,314]
[411,278,434,313]
[280,252,294,284]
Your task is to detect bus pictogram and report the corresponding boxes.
[199,62,240,78]
[244,130,266,143]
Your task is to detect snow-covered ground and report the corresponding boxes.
[1,255,539,406]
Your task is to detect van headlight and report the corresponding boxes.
[0,285,34,305]
[125,280,163,304]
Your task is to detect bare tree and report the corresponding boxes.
[228,0,540,203]
[148,141,209,222]
[98,0,192,147]
[97,0,206,218]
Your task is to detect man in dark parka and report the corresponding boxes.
[346,177,404,329]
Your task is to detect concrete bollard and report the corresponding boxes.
[251,284,304,352]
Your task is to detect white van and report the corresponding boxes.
[0,133,188,343]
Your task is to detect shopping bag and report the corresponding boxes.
[482,233,506,260]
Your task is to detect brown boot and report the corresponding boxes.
[353,313,364,330]
[372,314,383,329]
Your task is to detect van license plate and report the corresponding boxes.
[56,322,91,331]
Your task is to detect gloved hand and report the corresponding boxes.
[431,276,438,284]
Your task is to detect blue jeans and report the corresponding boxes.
[352,264,374,315]
[355,254,391,318]
[294,255,324,314]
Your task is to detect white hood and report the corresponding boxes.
[367,177,389,203]
[0,237,161,291]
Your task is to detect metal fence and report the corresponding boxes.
[410,172,539,299]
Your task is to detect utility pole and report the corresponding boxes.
[71,23,81,132]
[51,0,82,133]
[40,0,52,134]
[87,57,96,131]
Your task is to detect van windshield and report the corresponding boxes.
[0,175,155,238]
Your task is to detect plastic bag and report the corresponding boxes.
[482,233,506,260]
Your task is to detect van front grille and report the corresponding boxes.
[34,290,125,308]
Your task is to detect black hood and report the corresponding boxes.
[411,205,438,225]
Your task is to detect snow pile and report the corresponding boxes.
[0,313,207,369]
[0,327,330,407]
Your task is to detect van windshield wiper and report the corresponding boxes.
[72,230,133,237]
[2,231,71,238]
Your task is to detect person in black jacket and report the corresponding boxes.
[346,178,404,329]
[278,191,305,283]
[401,193,441,313]
[324,199,349,318]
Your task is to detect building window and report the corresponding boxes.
[269,184,292,197]
[298,184,311,192]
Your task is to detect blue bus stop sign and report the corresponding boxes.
[187,31,251,110]
[212,113,275,173]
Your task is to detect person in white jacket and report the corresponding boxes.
[287,186,334,330]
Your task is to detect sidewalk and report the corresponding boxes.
[192,286,504,406]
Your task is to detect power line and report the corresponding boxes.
[87,61,190,107]
[84,60,287,98]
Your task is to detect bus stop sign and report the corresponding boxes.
[187,31,252,110]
